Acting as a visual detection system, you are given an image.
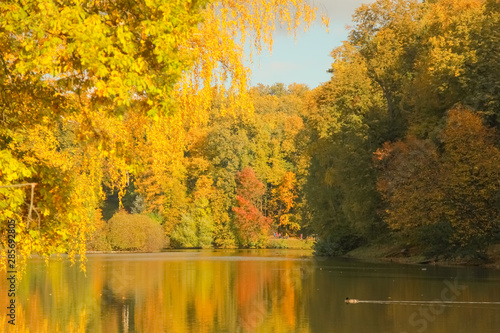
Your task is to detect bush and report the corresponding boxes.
[245,234,269,248]
[87,210,112,252]
[416,221,490,260]
[108,211,165,251]
[267,239,289,249]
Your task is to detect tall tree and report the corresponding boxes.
[350,0,423,139]
[464,0,500,120]
[304,41,388,242]
[233,167,271,247]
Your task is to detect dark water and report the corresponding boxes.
[1,250,500,332]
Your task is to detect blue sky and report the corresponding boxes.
[247,0,375,89]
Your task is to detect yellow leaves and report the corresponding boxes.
[278,171,297,212]
[321,15,330,32]
[419,0,482,87]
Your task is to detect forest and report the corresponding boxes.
[1,0,500,272]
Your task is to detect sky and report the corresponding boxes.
[247,0,375,89]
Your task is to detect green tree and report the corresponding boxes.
[304,42,388,243]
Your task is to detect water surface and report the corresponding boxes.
[1,249,499,332]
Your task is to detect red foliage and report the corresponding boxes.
[233,196,272,245]
[236,167,266,204]
[233,167,271,245]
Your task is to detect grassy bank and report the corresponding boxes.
[87,236,314,253]
[265,237,314,250]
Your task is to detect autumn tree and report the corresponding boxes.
[170,175,216,248]
[376,108,500,257]
[185,83,310,245]
[350,0,423,139]
[198,113,253,245]
[463,0,500,120]
[249,83,309,232]
[439,108,500,254]
[233,167,271,247]
[406,0,484,136]
[374,137,444,250]
[272,171,299,233]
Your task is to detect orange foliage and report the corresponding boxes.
[376,107,500,252]
[233,167,272,246]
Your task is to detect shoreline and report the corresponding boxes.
[86,237,315,254]
[86,241,500,270]
[344,243,500,270]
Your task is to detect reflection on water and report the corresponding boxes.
[1,250,500,333]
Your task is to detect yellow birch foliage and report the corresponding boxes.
[177,0,328,124]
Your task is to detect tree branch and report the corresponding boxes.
[0,183,37,221]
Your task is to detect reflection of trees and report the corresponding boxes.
[236,260,311,333]
[100,284,135,333]
[5,254,316,332]
[6,254,500,333]
[236,261,269,331]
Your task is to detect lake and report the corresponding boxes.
[1,249,500,332]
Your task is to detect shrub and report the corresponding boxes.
[267,239,288,249]
[108,211,165,251]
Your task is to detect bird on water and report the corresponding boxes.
[345,297,359,304]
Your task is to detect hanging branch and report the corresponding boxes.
[0,183,37,221]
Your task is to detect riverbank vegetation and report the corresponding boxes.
[2,0,500,271]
